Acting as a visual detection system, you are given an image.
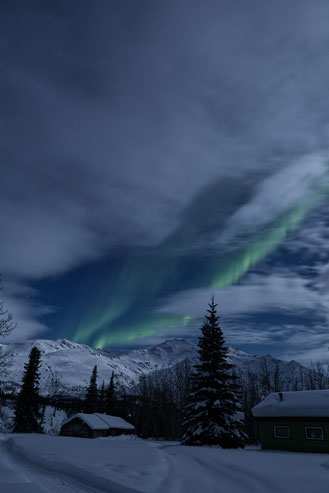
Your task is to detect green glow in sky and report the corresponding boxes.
[74,174,329,349]
[211,185,328,288]
[92,313,190,348]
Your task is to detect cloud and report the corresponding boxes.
[2,2,329,278]
[2,1,329,344]
[154,265,329,361]
[218,155,329,247]
[0,279,55,342]
[279,328,329,364]
[157,273,322,320]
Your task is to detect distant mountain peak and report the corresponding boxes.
[0,337,307,396]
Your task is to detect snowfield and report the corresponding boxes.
[1,435,329,493]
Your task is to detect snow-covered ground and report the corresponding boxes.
[0,434,329,493]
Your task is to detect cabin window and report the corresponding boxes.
[274,425,290,439]
[305,426,324,440]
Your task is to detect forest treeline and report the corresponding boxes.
[2,350,328,443]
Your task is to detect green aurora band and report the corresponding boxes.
[74,176,329,348]
[211,185,328,288]
[92,314,193,349]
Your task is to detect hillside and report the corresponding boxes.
[0,338,308,396]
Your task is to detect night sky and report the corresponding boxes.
[2,1,329,362]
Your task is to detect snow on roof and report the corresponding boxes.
[94,414,135,430]
[63,413,134,430]
[252,390,329,418]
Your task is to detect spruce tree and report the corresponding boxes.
[13,346,43,433]
[182,297,245,448]
[84,365,98,413]
[105,372,116,415]
[98,381,106,413]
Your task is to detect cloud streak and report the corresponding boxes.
[1,1,329,354]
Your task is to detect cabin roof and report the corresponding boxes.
[62,413,135,430]
[252,390,329,418]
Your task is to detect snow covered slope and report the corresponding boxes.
[0,338,197,394]
[0,337,307,395]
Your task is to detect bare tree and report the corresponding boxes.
[133,358,193,440]
[314,362,328,390]
[260,359,272,397]
[299,365,305,390]
[0,299,16,339]
[273,362,281,392]
[0,277,16,386]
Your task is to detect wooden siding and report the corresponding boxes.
[105,428,133,437]
[60,418,94,439]
[92,429,106,438]
[60,418,134,439]
[258,419,329,453]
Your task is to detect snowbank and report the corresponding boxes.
[0,437,46,492]
[9,435,168,492]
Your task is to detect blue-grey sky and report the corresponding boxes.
[2,1,329,362]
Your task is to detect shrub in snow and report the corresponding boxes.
[0,404,14,433]
[182,297,245,448]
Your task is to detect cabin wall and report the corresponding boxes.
[60,416,135,439]
[60,418,92,438]
[92,429,106,438]
[259,418,329,453]
[105,428,134,437]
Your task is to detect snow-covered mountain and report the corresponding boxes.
[0,338,197,394]
[0,337,307,395]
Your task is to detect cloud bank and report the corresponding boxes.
[1,1,329,358]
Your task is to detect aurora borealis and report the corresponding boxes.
[73,166,329,349]
[2,1,329,362]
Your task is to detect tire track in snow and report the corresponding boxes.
[155,444,287,493]
[2,437,142,493]
[0,439,103,493]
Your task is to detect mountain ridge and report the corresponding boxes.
[0,337,307,395]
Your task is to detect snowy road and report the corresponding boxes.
[154,442,329,493]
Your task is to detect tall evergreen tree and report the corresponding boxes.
[84,365,98,413]
[182,297,245,448]
[105,372,116,415]
[13,346,43,433]
[98,381,106,413]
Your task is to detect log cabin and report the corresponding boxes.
[60,413,135,438]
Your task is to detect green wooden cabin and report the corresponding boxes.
[252,390,329,453]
